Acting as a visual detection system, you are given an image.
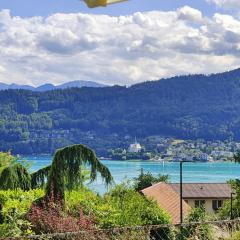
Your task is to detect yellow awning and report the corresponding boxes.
[83,0,128,8]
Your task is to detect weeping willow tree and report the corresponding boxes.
[32,144,113,204]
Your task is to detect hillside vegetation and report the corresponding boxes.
[1,69,240,154]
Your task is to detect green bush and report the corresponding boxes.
[218,180,240,219]
[66,183,171,228]
[104,183,170,227]
[0,208,34,237]
[227,231,240,240]
[65,187,103,216]
[0,185,170,236]
[0,189,44,218]
[0,189,44,237]
[180,208,213,240]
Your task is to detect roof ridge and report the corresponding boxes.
[140,182,167,192]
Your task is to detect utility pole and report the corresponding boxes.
[231,192,236,220]
[180,161,183,224]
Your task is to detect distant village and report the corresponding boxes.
[108,136,240,162]
[27,129,240,161]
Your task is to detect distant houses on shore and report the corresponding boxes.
[109,136,238,162]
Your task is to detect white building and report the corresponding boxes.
[128,138,142,153]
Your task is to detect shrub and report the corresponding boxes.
[66,183,171,228]
[0,188,44,237]
[0,188,44,218]
[227,231,240,240]
[65,187,103,216]
[218,180,240,219]
[180,208,213,240]
[104,183,171,227]
[27,194,95,234]
[0,208,33,237]
[0,185,171,236]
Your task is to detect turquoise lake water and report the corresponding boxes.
[25,155,240,194]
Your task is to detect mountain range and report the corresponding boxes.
[0,80,107,91]
[1,68,240,154]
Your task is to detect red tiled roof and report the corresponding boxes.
[170,183,232,199]
[141,182,191,224]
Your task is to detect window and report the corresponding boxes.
[212,200,223,211]
[195,200,205,209]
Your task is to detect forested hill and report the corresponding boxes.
[1,68,240,154]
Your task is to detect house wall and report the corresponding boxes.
[185,199,228,214]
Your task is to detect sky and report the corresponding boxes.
[0,0,240,86]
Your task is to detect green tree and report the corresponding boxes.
[217,150,240,219]
[219,180,240,219]
[134,168,169,191]
[234,151,240,163]
[33,144,113,205]
[0,152,15,174]
[0,145,113,205]
[221,152,240,219]
[0,164,31,191]
[0,152,31,191]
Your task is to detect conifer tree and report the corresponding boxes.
[0,152,31,190]
[33,144,113,204]
[0,145,113,205]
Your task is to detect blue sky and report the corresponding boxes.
[0,0,223,18]
[0,0,240,86]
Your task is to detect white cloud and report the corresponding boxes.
[0,65,5,74]
[0,7,240,86]
[177,6,203,23]
[206,0,240,10]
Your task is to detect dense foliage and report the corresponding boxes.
[0,146,113,206]
[44,144,112,203]
[0,152,31,191]
[0,148,111,236]
[227,231,240,240]
[2,69,240,154]
[219,180,240,219]
[219,154,240,219]
[133,169,169,191]
[182,208,213,240]
[0,189,44,237]
[0,149,171,237]
[0,164,31,191]
[0,186,170,237]
[28,195,94,234]
[0,152,15,173]
[67,184,171,228]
